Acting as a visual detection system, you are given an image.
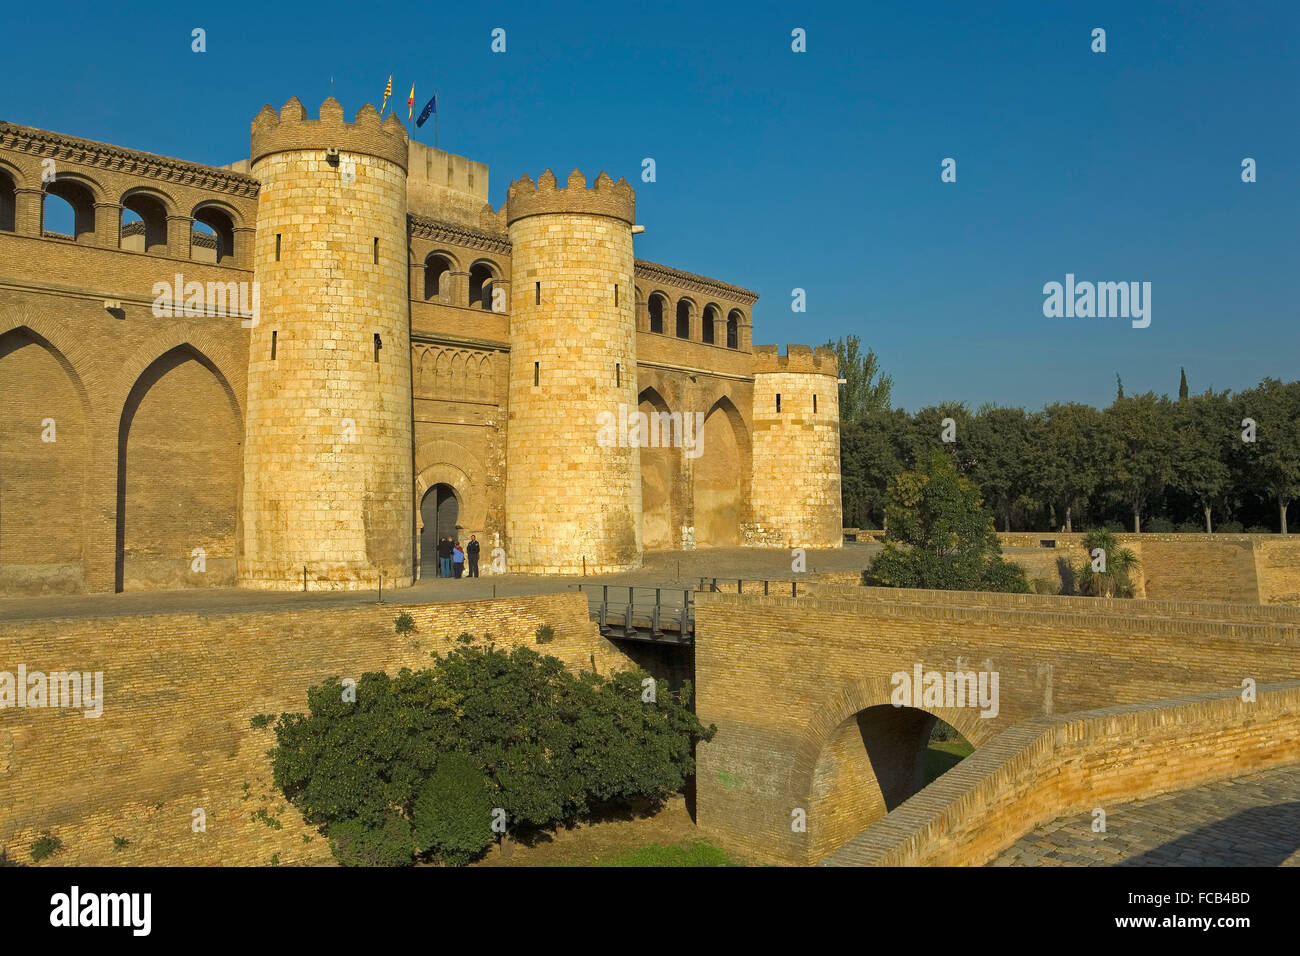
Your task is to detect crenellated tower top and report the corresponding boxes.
[250,97,409,170]
[505,169,635,225]
[751,344,839,377]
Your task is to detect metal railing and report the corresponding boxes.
[580,585,694,642]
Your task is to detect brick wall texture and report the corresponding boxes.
[693,588,1300,865]
[823,682,1300,866]
[0,592,630,865]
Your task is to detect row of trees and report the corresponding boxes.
[831,337,1300,534]
[864,452,1143,598]
[271,640,714,866]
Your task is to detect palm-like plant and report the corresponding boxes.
[1075,527,1141,598]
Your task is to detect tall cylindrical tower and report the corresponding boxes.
[504,169,641,573]
[239,97,414,590]
[748,345,843,548]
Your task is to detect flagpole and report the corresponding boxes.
[435,88,439,151]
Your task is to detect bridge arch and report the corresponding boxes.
[793,675,993,861]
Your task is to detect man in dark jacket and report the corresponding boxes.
[466,535,480,578]
[438,536,453,578]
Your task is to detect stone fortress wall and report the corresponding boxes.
[0,97,841,594]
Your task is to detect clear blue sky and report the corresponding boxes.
[4,0,1296,411]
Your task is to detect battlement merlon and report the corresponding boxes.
[505,169,635,226]
[250,97,409,171]
[752,344,839,377]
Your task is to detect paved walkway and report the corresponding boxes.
[990,765,1300,866]
[0,544,877,623]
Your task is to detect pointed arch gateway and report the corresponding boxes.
[115,344,242,591]
[0,327,92,593]
[693,395,750,547]
[637,386,677,549]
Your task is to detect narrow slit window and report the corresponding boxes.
[614,284,619,306]
[270,330,277,360]
[776,393,782,413]
[813,394,817,413]
[534,361,539,387]
[373,237,379,264]
[535,282,541,305]
[373,332,382,362]
[616,363,621,387]
[275,234,281,261]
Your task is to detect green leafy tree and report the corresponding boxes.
[867,450,1029,592]
[828,335,892,423]
[967,405,1035,532]
[840,408,904,528]
[1075,528,1141,598]
[412,753,496,866]
[1038,403,1106,531]
[1173,390,1231,531]
[1178,368,1189,402]
[1103,393,1176,532]
[1241,379,1300,533]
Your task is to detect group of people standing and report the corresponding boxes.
[435,534,479,579]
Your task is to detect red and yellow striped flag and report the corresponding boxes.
[380,74,392,115]
[407,83,416,120]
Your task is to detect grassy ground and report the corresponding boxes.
[925,738,974,784]
[470,796,741,867]
[576,840,737,867]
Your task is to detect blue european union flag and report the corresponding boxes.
[416,94,437,127]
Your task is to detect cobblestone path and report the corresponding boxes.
[991,765,1300,866]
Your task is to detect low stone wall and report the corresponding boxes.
[995,532,1300,606]
[821,681,1300,866]
[0,592,627,866]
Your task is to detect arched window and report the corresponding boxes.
[676,299,692,339]
[120,192,168,253]
[425,254,453,300]
[702,305,719,345]
[468,261,496,310]
[192,205,235,263]
[43,179,96,240]
[648,293,666,334]
[726,309,742,349]
[0,169,16,232]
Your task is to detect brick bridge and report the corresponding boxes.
[692,585,1300,865]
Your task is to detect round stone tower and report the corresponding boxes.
[240,97,414,590]
[504,169,641,573]
[748,345,843,548]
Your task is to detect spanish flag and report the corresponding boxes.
[380,74,392,115]
[407,83,416,120]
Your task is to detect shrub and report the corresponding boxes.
[394,612,416,634]
[535,624,555,644]
[249,713,275,730]
[456,631,474,644]
[1176,520,1204,534]
[1030,577,1058,595]
[327,815,415,867]
[270,646,716,863]
[412,753,496,866]
[31,833,62,862]
[1075,528,1141,598]
[1218,520,1245,533]
[112,835,129,851]
[1104,521,1127,533]
[866,451,1029,593]
[1146,516,1176,533]
[1247,525,1272,534]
